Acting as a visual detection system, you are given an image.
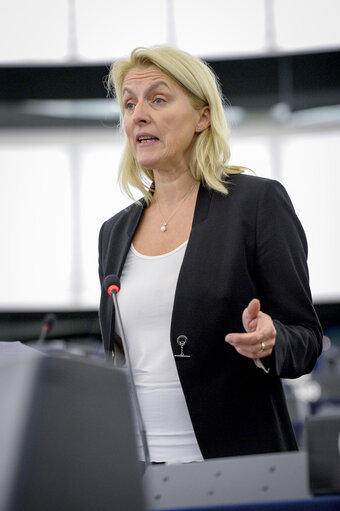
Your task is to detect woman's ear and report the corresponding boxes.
[196,106,210,132]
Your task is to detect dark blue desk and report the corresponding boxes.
[162,495,340,510]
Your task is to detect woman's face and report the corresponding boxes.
[122,66,209,174]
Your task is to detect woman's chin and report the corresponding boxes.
[136,157,160,170]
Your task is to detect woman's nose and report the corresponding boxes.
[132,101,150,124]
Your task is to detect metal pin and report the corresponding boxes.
[174,335,190,358]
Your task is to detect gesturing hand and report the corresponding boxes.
[225,298,276,359]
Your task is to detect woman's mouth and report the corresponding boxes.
[137,135,159,144]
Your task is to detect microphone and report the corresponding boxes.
[104,274,151,467]
[37,313,57,344]
[104,274,120,297]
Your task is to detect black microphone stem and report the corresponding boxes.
[111,291,151,467]
[36,313,56,345]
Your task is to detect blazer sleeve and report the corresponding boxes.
[254,179,323,378]
[98,221,104,286]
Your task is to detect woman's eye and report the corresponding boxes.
[154,98,165,105]
[125,102,135,110]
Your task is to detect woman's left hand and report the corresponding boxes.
[225,298,276,359]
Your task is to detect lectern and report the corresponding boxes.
[0,350,145,511]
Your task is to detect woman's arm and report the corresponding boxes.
[226,179,323,378]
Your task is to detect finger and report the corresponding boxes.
[243,298,261,332]
[247,317,258,332]
[234,341,273,359]
[226,325,276,348]
[247,298,261,319]
[225,331,267,347]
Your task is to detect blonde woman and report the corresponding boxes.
[99,46,322,463]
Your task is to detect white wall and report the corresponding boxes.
[0,118,338,310]
[1,0,340,64]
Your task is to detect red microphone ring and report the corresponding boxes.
[107,284,120,296]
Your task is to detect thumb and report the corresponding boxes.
[247,298,261,319]
[243,298,261,332]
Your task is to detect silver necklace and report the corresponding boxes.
[156,183,197,232]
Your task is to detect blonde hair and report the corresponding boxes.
[107,45,244,203]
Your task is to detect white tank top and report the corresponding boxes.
[115,241,203,463]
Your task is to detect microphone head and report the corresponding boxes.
[42,313,56,330]
[103,274,121,296]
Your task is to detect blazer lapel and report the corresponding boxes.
[170,184,213,350]
[104,199,146,280]
[191,183,212,229]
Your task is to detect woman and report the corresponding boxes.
[98,46,323,463]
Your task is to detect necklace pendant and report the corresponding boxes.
[160,223,167,232]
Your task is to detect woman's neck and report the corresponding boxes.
[152,170,198,207]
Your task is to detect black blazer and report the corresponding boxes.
[98,174,323,459]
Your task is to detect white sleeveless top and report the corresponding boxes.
[115,241,203,463]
